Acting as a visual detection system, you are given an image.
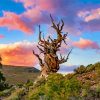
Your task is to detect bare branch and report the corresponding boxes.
[48,36,53,42]
[60,19,64,31]
[39,25,42,42]
[63,39,67,45]
[50,15,65,45]
[42,33,45,41]
[33,50,43,66]
[57,21,60,30]
[37,46,44,54]
[50,14,57,30]
[38,25,50,46]
[38,42,47,48]
[62,32,68,45]
[59,48,73,64]
[65,48,73,61]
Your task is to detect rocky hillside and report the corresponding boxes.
[0,62,100,100]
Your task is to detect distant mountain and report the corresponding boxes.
[1,65,40,85]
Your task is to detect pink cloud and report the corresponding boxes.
[0,11,33,34]
[78,8,100,22]
[15,0,55,26]
[0,34,4,38]
[15,0,54,12]
[0,6,50,34]
[0,0,99,35]
[73,38,100,50]
[0,41,39,66]
[15,0,34,9]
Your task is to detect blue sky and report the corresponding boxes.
[0,0,100,71]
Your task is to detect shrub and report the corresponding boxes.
[81,89,88,97]
[64,77,81,99]
[74,65,86,74]
[28,73,81,100]
[5,88,25,100]
[0,71,10,91]
[65,73,75,79]
[0,87,15,97]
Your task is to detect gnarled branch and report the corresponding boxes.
[33,50,43,67]
[37,46,44,54]
[39,25,50,46]
[58,48,72,64]
[50,14,66,44]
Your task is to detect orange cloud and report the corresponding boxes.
[73,38,100,50]
[0,11,33,34]
[0,41,38,67]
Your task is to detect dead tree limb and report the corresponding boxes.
[58,48,73,64]
[33,50,43,67]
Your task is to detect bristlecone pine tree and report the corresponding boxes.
[33,15,72,78]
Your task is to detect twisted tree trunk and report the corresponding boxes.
[33,15,72,78]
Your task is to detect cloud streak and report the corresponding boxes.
[58,65,78,74]
[78,8,100,22]
[73,38,100,50]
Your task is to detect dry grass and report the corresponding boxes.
[1,65,40,85]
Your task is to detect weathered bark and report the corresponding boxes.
[0,56,2,69]
[33,15,72,78]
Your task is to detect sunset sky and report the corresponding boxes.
[0,0,100,73]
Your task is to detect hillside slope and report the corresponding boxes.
[1,65,40,85]
[0,62,100,100]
